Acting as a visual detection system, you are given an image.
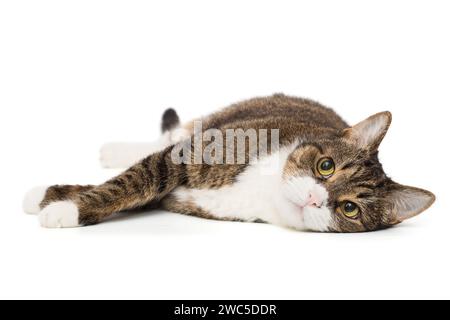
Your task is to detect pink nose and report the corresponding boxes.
[306,192,324,208]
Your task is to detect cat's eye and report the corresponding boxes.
[317,158,335,178]
[340,201,360,219]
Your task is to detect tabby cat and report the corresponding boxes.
[23,94,435,232]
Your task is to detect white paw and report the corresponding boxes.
[100,143,147,168]
[100,143,129,168]
[23,186,49,214]
[100,142,167,168]
[38,200,80,228]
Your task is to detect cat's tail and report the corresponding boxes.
[161,108,180,133]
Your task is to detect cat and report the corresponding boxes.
[23,94,435,232]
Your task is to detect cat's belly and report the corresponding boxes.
[172,143,299,226]
[172,184,282,224]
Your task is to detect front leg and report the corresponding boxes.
[24,146,186,228]
[23,185,95,215]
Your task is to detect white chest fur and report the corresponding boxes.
[172,144,304,227]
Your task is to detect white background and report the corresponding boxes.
[0,0,449,299]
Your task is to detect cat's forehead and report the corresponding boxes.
[324,139,390,195]
[319,137,369,161]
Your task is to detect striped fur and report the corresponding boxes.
[27,94,435,232]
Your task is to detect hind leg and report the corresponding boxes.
[100,127,191,169]
[100,135,171,169]
[100,108,193,169]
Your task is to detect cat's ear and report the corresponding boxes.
[387,184,436,224]
[343,112,392,150]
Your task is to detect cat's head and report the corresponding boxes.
[281,112,435,232]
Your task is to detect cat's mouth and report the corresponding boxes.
[291,200,320,211]
[289,199,329,227]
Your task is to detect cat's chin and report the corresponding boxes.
[302,206,333,232]
[274,198,307,231]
